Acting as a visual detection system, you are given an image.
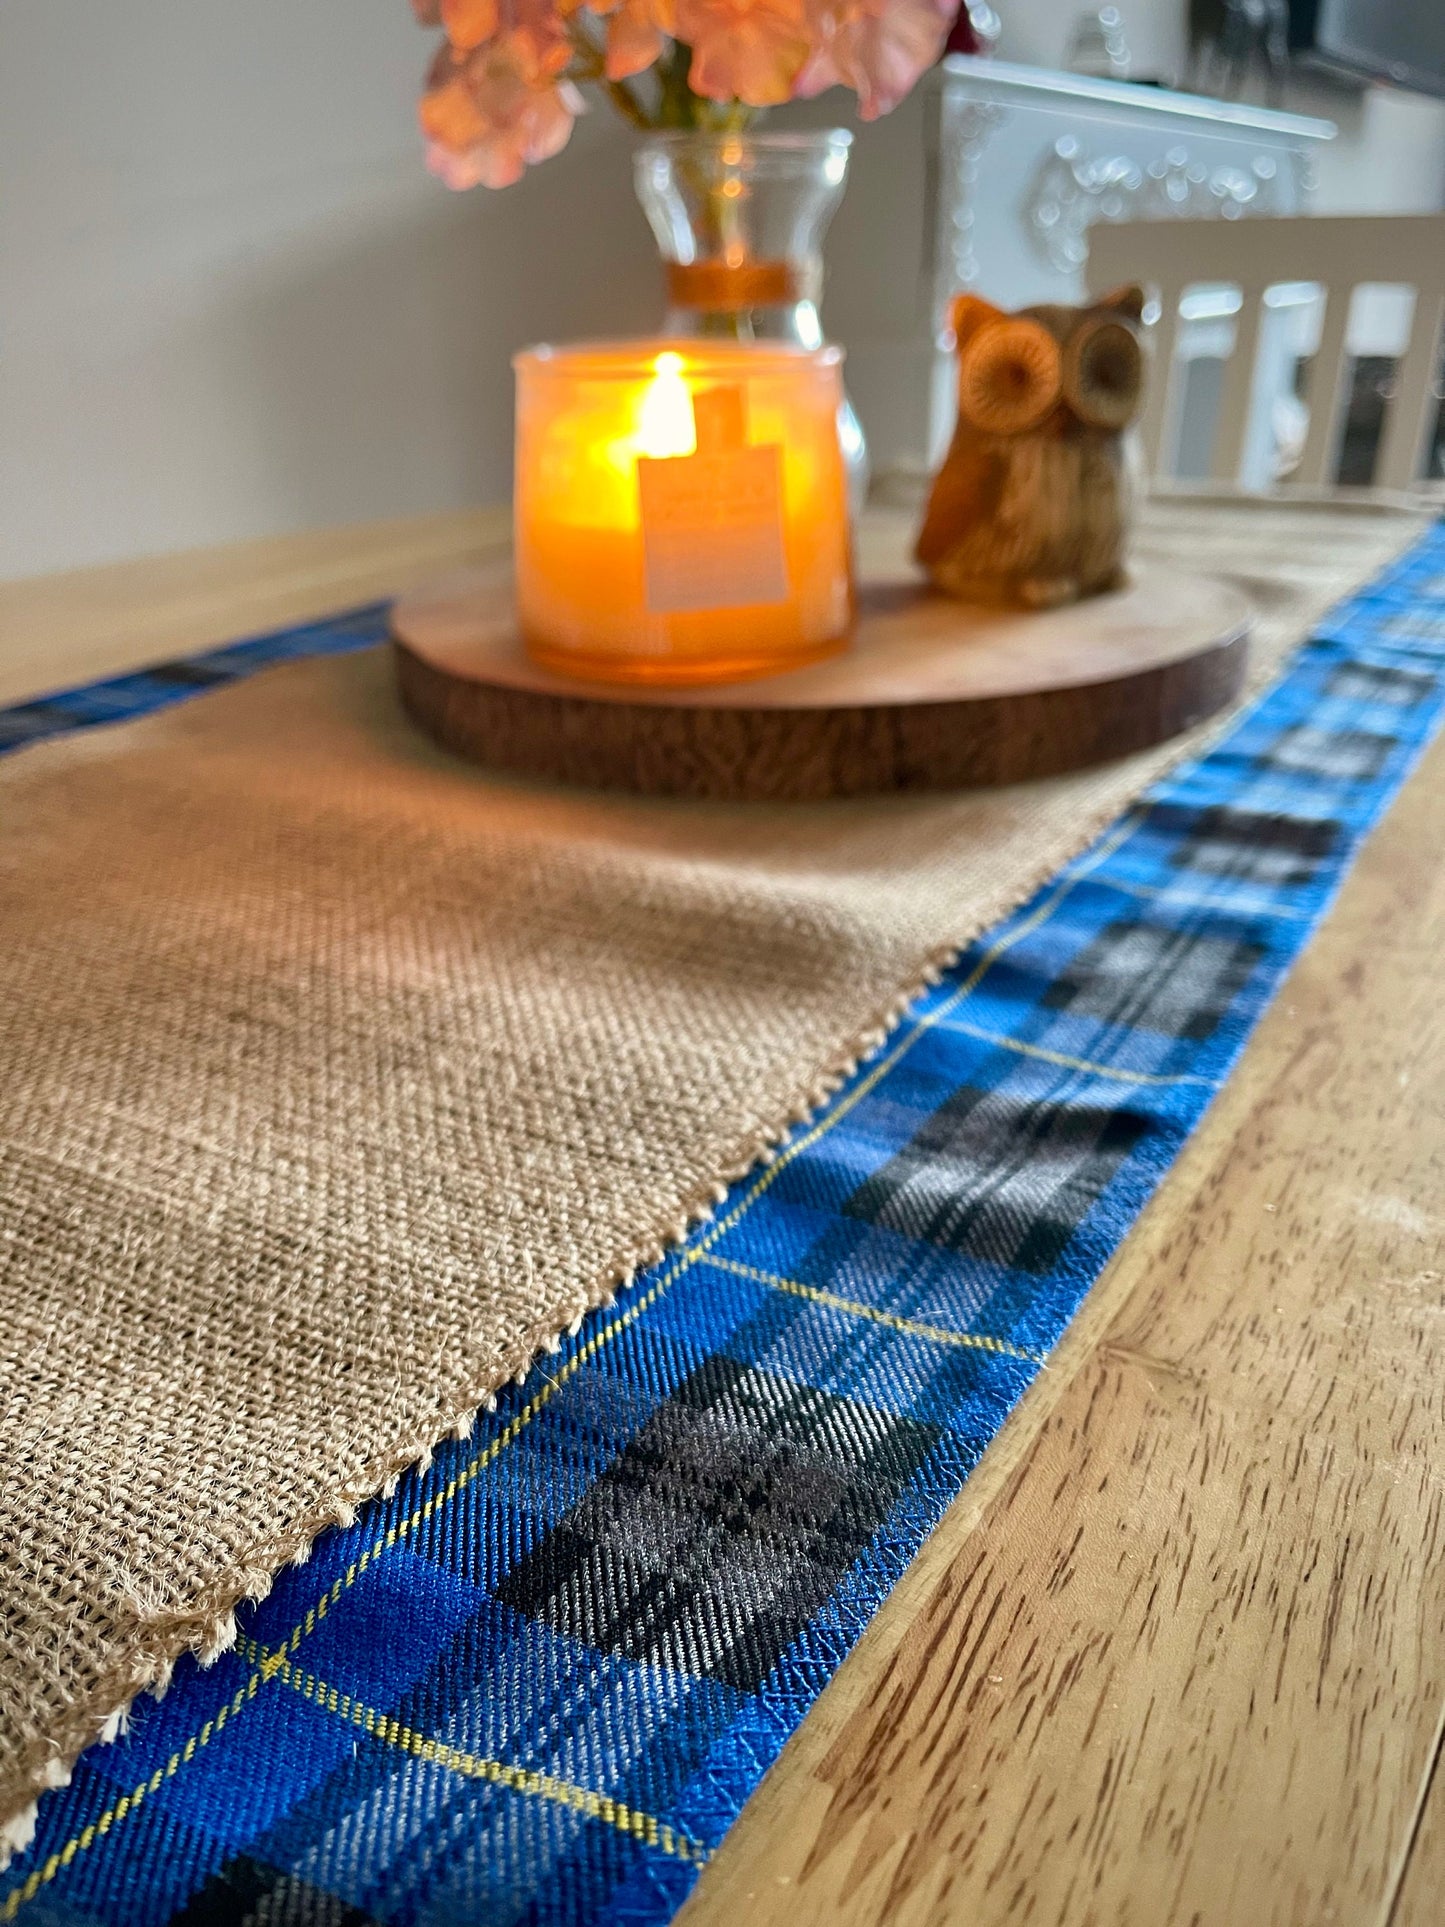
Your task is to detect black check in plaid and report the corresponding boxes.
[1263,724,1394,781]
[1326,663,1435,707]
[0,703,73,745]
[6,524,1445,1927]
[1041,921,1264,1041]
[497,1355,940,1695]
[146,659,235,689]
[1174,806,1340,887]
[844,1084,1151,1275]
[169,1855,378,1926]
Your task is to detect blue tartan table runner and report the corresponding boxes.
[3,518,1444,1927]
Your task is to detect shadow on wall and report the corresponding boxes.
[220,122,659,545]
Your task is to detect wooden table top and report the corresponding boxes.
[5,507,1441,1927]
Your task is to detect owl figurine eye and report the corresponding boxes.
[1063,316,1144,431]
[956,317,1063,435]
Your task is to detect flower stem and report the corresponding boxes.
[604,77,655,129]
[567,28,758,138]
[656,41,696,127]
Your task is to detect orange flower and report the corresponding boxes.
[409,0,945,185]
[510,0,574,71]
[440,0,500,47]
[676,0,812,106]
[799,0,950,118]
[600,0,676,79]
[422,30,582,189]
[419,52,490,148]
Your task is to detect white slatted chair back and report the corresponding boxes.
[1085,213,1445,493]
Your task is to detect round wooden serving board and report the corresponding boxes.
[391,545,1251,801]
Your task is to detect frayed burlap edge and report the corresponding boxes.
[3,501,1432,1863]
[0,781,1135,1868]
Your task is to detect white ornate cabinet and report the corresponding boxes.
[837,56,1334,484]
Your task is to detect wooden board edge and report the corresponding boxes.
[391,626,1250,800]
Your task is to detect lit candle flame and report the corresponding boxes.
[637,351,696,460]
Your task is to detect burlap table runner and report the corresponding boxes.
[0,498,1425,1852]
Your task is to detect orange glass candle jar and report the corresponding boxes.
[513,340,852,685]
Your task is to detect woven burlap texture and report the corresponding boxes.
[0,499,1424,1852]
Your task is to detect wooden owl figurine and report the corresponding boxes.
[915,285,1147,610]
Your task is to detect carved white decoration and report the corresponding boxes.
[934,98,1010,297]
[1024,138,1301,276]
[915,56,1335,469]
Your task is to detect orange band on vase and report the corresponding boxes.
[666,260,804,311]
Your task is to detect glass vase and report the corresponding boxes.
[633,129,870,515]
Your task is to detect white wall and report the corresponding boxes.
[0,1,655,581]
[1297,82,1445,213]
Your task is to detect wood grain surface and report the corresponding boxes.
[679,719,1445,1927]
[0,506,510,709]
[1390,1724,1445,1927]
[4,510,1440,1926]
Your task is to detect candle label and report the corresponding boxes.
[637,443,790,613]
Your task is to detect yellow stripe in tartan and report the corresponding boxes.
[931,1016,1220,1090]
[0,1671,266,1922]
[700,1255,1045,1364]
[238,1639,707,1865]
[5,809,1134,1917]
[273,1262,683,1667]
[0,1271,680,1921]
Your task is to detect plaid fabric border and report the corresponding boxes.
[0,608,392,754]
[4,522,1444,1927]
